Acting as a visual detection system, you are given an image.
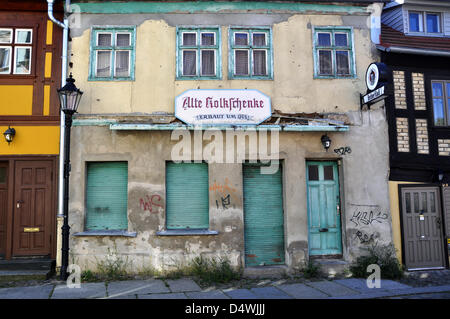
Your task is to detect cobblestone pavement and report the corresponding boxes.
[399,269,450,287]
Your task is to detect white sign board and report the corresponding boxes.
[363,85,385,104]
[175,89,271,125]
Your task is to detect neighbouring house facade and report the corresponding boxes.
[0,1,63,262]
[64,0,393,274]
[380,0,450,270]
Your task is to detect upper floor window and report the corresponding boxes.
[313,27,355,79]
[229,27,272,79]
[176,27,221,80]
[0,28,33,75]
[89,26,136,81]
[408,11,441,34]
[432,80,450,126]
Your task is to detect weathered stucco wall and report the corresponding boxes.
[69,12,378,115]
[67,109,392,272]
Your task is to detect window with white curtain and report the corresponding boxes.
[313,27,355,79]
[89,27,136,81]
[0,27,33,75]
[229,27,272,79]
[177,27,220,79]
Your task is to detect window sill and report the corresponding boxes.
[156,229,219,236]
[73,230,137,237]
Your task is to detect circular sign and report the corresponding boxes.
[366,63,380,91]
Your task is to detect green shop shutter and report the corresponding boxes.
[85,162,128,231]
[166,162,209,229]
[243,163,285,266]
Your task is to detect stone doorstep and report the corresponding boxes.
[243,266,288,279]
[313,259,350,277]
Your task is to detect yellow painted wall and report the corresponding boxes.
[0,126,60,155]
[71,14,377,115]
[389,181,421,263]
[0,85,34,115]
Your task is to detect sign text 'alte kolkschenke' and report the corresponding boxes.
[175,89,272,125]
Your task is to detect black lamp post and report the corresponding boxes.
[58,74,83,280]
[321,134,331,152]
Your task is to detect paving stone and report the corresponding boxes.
[51,282,107,299]
[185,290,230,299]
[138,293,188,299]
[307,281,359,297]
[107,294,137,299]
[277,283,329,299]
[106,279,169,298]
[223,289,259,299]
[335,278,411,293]
[0,285,53,299]
[249,286,293,299]
[166,278,201,293]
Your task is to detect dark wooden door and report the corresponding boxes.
[0,162,8,257]
[401,186,446,270]
[13,160,53,256]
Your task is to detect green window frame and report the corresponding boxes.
[176,26,221,80]
[89,26,136,81]
[165,162,209,230]
[85,162,128,231]
[228,27,273,80]
[313,27,355,79]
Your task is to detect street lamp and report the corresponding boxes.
[58,73,83,280]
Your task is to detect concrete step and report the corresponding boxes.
[243,266,288,279]
[0,270,49,281]
[0,258,54,271]
[314,259,349,278]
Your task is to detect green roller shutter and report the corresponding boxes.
[166,162,209,229]
[243,163,285,266]
[85,162,128,231]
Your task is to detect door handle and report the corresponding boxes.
[16,200,24,208]
[319,228,329,232]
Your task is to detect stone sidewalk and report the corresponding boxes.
[1,277,450,299]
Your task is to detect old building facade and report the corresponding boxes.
[63,0,393,274]
[0,1,63,264]
[380,0,450,270]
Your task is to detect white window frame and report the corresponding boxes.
[95,50,112,77]
[0,46,12,74]
[408,10,443,35]
[200,31,215,46]
[234,49,249,76]
[115,32,132,47]
[96,32,112,46]
[252,49,268,76]
[0,28,13,44]
[15,29,32,44]
[182,31,197,46]
[200,49,216,76]
[234,32,249,46]
[13,46,32,75]
[181,49,197,76]
[114,49,131,78]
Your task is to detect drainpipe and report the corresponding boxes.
[47,0,69,270]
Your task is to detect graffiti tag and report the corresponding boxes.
[355,231,376,244]
[209,178,236,195]
[350,211,388,227]
[216,194,231,210]
[139,194,163,214]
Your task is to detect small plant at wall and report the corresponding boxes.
[189,256,242,285]
[302,260,322,279]
[350,244,404,279]
[95,244,130,281]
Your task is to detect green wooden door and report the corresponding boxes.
[243,163,285,266]
[306,161,342,256]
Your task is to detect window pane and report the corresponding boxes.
[421,192,427,213]
[235,33,248,46]
[97,33,112,46]
[413,192,419,213]
[324,166,334,180]
[201,50,215,76]
[318,33,331,46]
[201,33,215,46]
[115,51,129,77]
[409,12,423,32]
[335,33,348,47]
[253,50,266,76]
[253,33,266,46]
[336,50,350,75]
[96,51,111,77]
[183,50,196,76]
[432,82,443,97]
[235,50,248,75]
[183,33,196,46]
[0,47,11,74]
[14,47,31,74]
[0,29,12,43]
[433,98,445,126]
[308,165,319,181]
[318,50,332,75]
[15,29,32,44]
[116,33,130,46]
[430,192,436,212]
[426,14,440,33]
[405,193,411,213]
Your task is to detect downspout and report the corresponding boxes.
[47,0,68,218]
[47,0,69,268]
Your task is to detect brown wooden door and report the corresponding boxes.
[13,160,53,256]
[401,186,446,270]
[0,162,8,257]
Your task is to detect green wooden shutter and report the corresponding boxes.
[166,162,209,229]
[85,162,128,231]
[243,163,285,266]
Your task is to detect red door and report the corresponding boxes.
[13,160,53,256]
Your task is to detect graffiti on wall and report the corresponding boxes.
[210,178,236,210]
[355,230,375,244]
[349,204,388,245]
[139,194,163,214]
[350,210,388,227]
